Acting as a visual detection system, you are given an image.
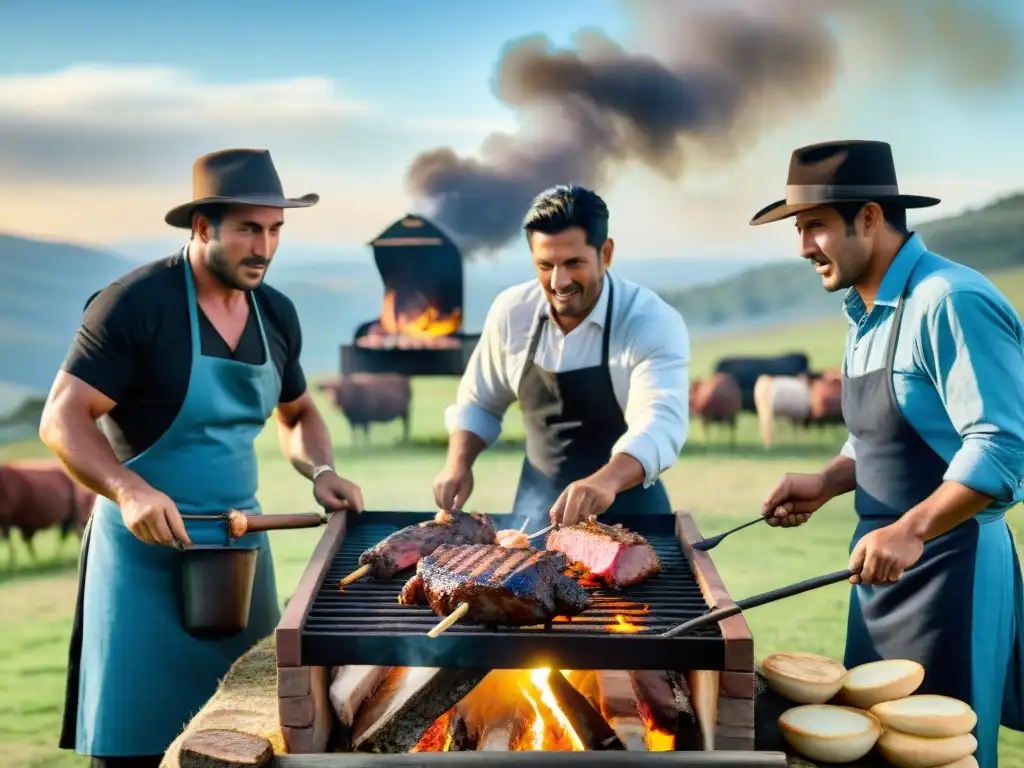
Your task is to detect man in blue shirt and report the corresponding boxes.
[751,140,1024,768]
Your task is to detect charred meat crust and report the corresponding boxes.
[399,543,592,626]
[358,509,498,580]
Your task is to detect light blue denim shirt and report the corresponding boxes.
[840,233,1024,517]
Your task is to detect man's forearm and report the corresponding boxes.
[821,454,857,500]
[593,453,645,494]
[39,410,149,504]
[446,430,486,470]
[900,481,993,542]
[279,408,336,480]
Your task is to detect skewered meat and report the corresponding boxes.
[547,520,661,588]
[398,543,591,626]
[358,509,497,580]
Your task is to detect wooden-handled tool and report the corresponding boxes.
[660,569,854,638]
[178,510,327,545]
[427,602,469,638]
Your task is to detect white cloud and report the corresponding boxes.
[0,64,377,186]
[0,64,370,129]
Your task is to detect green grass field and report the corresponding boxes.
[3,267,1024,767]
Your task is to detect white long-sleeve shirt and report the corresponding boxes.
[443,271,691,488]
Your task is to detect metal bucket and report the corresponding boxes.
[178,545,258,640]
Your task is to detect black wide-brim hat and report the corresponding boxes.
[165,148,319,229]
[749,140,940,226]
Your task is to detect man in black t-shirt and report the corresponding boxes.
[39,149,365,767]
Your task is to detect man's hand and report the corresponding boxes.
[761,472,833,527]
[550,476,617,528]
[848,520,924,585]
[119,486,192,547]
[433,461,474,510]
[314,470,365,513]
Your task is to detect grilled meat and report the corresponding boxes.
[398,543,591,626]
[358,509,497,580]
[547,520,661,588]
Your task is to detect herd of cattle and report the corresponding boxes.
[313,353,848,452]
[0,355,845,568]
[689,353,846,448]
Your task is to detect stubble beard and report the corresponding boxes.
[207,239,258,292]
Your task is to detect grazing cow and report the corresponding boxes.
[0,459,93,567]
[753,375,812,449]
[689,373,743,449]
[808,369,845,432]
[714,353,811,412]
[317,374,412,445]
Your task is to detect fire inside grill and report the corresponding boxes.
[278,512,755,756]
[340,215,481,374]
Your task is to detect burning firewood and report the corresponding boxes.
[629,670,703,750]
[477,714,528,751]
[350,666,489,753]
[545,669,623,750]
[412,708,477,752]
[328,665,392,734]
[594,671,648,751]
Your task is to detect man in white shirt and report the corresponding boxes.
[432,184,691,533]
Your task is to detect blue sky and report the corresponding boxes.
[0,0,1021,262]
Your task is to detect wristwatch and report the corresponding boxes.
[312,464,336,482]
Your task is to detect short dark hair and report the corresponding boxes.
[831,201,908,235]
[191,203,231,229]
[523,184,609,250]
[189,203,232,241]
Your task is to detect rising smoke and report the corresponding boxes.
[405,0,1022,256]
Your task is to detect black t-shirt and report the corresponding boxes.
[61,252,307,462]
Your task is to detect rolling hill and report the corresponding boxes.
[662,193,1024,333]
[0,234,757,392]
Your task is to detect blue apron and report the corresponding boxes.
[841,287,1024,768]
[509,276,671,532]
[59,254,282,757]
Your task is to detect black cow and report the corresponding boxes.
[714,353,811,412]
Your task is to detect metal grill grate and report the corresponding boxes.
[298,512,726,671]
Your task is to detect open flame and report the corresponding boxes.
[412,667,674,752]
[380,289,461,337]
[357,289,463,349]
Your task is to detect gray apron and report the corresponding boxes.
[509,276,671,532]
[841,284,1024,768]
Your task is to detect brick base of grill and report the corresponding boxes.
[166,638,817,768]
[273,665,755,755]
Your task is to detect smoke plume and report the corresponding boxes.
[405,0,1021,255]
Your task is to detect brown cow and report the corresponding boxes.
[316,374,412,446]
[0,458,95,567]
[808,369,845,434]
[689,373,742,449]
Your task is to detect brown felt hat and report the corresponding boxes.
[749,140,940,226]
[164,148,319,229]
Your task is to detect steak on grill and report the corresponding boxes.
[398,543,591,626]
[546,520,661,588]
[358,509,497,580]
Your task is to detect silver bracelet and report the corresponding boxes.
[312,464,335,482]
